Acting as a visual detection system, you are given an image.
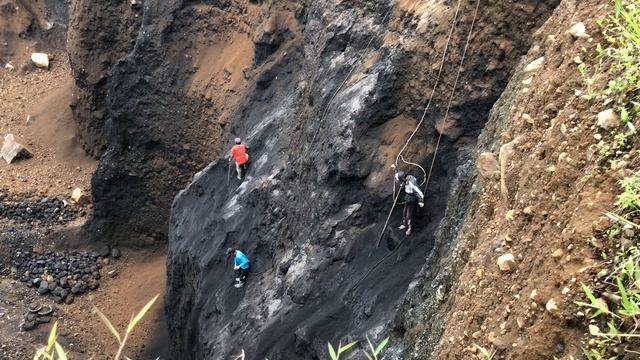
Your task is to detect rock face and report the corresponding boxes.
[162,1,560,359]
[67,0,142,157]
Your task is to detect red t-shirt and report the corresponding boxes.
[231,144,248,165]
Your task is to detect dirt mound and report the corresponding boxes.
[425,0,630,359]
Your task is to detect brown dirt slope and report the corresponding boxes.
[434,0,634,359]
[0,53,96,196]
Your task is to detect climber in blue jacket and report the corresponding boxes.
[227,248,250,288]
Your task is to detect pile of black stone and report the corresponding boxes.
[20,304,55,331]
[15,248,119,304]
[0,192,80,225]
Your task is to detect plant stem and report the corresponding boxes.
[114,331,130,360]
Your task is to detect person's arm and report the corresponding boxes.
[413,184,424,201]
[408,182,425,206]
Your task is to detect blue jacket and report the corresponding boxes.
[234,251,250,270]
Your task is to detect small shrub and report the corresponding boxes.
[617,172,640,210]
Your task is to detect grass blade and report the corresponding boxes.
[366,337,376,357]
[47,322,58,353]
[328,343,337,360]
[339,341,357,354]
[54,342,68,360]
[374,337,389,355]
[127,294,159,333]
[94,306,122,344]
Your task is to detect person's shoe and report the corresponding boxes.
[234,282,245,288]
[237,175,242,180]
[405,227,412,236]
[235,277,241,282]
[398,224,406,230]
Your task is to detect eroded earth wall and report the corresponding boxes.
[164,0,560,358]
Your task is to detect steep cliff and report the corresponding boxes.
[165,0,559,358]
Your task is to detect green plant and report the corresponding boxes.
[363,336,389,360]
[617,172,640,210]
[472,344,496,360]
[34,322,68,360]
[96,294,159,360]
[602,0,640,102]
[613,122,637,150]
[327,340,357,360]
[578,170,597,190]
[34,295,159,360]
[578,245,640,357]
[576,283,613,318]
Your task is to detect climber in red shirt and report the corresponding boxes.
[229,137,249,180]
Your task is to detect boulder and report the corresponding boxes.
[1,134,31,164]
[98,245,110,257]
[71,280,87,294]
[523,57,544,72]
[37,281,50,295]
[21,321,37,331]
[477,153,499,178]
[497,253,516,272]
[111,247,121,259]
[31,53,50,69]
[566,22,589,39]
[597,109,620,130]
[71,188,91,206]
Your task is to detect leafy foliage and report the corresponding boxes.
[617,172,640,210]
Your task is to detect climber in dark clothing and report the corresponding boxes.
[395,171,424,236]
[227,248,250,288]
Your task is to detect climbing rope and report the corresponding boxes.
[358,0,482,286]
[393,0,463,191]
[375,0,464,248]
[304,0,433,163]
[301,8,394,165]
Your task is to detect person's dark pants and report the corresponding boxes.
[402,195,418,228]
[236,267,249,282]
[236,160,249,179]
